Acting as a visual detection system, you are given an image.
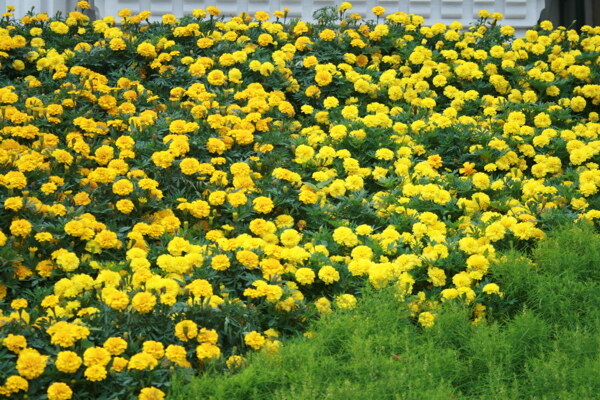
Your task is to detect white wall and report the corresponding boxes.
[0,0,74,17]
[1,0,544,34]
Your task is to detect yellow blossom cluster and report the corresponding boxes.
[1,1,599,398]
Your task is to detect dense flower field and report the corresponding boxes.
[1,1,599,398]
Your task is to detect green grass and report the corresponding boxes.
[169,224,600,400]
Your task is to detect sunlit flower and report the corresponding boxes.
[47,382,73,400]
[244,331,265,350]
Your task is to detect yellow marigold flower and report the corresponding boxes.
[317,265,340,284]
[165,345,191,368]
[16,348,48,379]
[299,188,318,204]
[4,196,22,211]
[9,219,32,238]
[315,297,332,314]
[295,36,313,51]
[108,356,127,372]
[55,351,82,373]
[13,264,33,281]
[485,222,506,241]
[570,96,586,112]
[196,342,221,360]
[236,250,259,269]
[143,341,165,359]
[47,321,90,347]
[319,29,336,41]
[95,229,121,249]
[162,13,177,24]
[453,271,472,288]
[418,311,435,328]
[10,298,27,309]
[427,267,446,286]
[175,320,198,342]
[441,288,459,300]
[280,229,302,247]
[131,292,157,313]
[151,150,175,168]
[179,158,200,175]
[3,334,27,353]
[323,96,339,109]
[73,192,91,206]
[84,365,107,381]
[186,200,211,218]
[137,42,157,58]
[295,268,316,285]
[226,355,245,369]
[118,8,131,17]
[3,171,28,189]
[227,191,247,207]
[116,199,134,214]
[211,254,230,271]
[262,339,282,354]
[335,293,357,309]
[252,196,274,213]
[111,179,134,196]
[47,382,73,400]
[301,105,314,114]
[482,283,502,295]
[467,254,490,273]
[196,37,214,49]
[139,387,165,400]
[35,232,53,242]
[2,375,28,395]
[56,251,80,272]
[339,2,352,12]
[534,112,552,128]
[459,162,476,176]
[355,225,373,236]
[206,137,227,154]
[108,38,127,51]
[500,25,515,36]
[206,6,220,16]
[314,71,332,86]
[305,85,321,97]
[83,346,111,367]
[372,6,386,16]
[258,33,274,47]
[197,328,219,345]
[244,331,265,350]
[192,9,206,18]
[128,352,158,370]
[50,21,69,34]
[103,337,128,356]
[102,287,129,311]
[254,11,269,22]
[207,69,227,85]
[332,226,359,247]
[427,154,443,168]
[472,172,490,190]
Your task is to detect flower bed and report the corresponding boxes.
[1,2,599,398]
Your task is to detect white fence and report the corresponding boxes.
[1,0,545,34]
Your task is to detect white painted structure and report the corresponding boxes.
[2,0,545,34]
